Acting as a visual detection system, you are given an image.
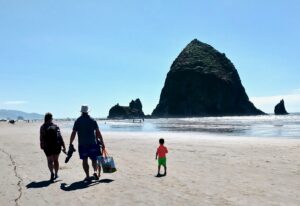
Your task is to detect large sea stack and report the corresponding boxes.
[152,39,264,117]
[274,99,288,115]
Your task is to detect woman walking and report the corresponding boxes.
[40,113,66,182]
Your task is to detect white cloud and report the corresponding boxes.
[3,101,27,105]
[250,90,300,113]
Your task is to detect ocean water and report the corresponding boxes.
[94,114,300,139]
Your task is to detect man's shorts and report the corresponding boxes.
[78,144,101,160]
[158,157,167,166]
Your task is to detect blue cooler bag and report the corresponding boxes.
[98,149,117,173]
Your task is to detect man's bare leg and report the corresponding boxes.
[92,159,99,179]
[82,158,89,179]
[97,164,101,178]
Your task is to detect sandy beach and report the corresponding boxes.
[0,121,300,206]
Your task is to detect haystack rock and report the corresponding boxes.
[108,98,145,119]
[274,99,288,115]
[152,39,264,117]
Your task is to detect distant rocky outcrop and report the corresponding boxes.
[108,99,145,119]
[152,39,264,117]
[8,120,15,124]
[274,99,288,115]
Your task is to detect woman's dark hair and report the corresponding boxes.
[44,112,53,123]
[159,138,164,144]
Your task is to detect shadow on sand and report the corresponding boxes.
[60,179,114,191]
[26,180,61,189]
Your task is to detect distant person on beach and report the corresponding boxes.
[69,105,105,181]
[40,113,66,182]
[156,138,168,177]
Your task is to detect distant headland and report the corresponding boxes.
[0,109,43,120]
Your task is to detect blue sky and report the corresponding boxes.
[0,0,300,117]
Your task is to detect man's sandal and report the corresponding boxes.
[93,173,99,180]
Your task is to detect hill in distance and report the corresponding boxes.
[0,109,43,120]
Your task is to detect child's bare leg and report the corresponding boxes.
[157,165,161,175]
[163,165,167,176]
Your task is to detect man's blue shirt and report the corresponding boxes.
[73,114,99,146]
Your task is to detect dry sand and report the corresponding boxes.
[0,121,300,206]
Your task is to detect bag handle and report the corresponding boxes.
[102,148,110,157]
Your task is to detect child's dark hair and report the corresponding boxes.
[159,138,164,144]
[44,112,53,123]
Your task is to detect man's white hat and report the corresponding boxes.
[80,105,89,113]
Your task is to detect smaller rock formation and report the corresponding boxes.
[274,99,288,115]
[129,99,143,111]
[108,98,145,119]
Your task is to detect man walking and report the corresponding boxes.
[69,105,105,180]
